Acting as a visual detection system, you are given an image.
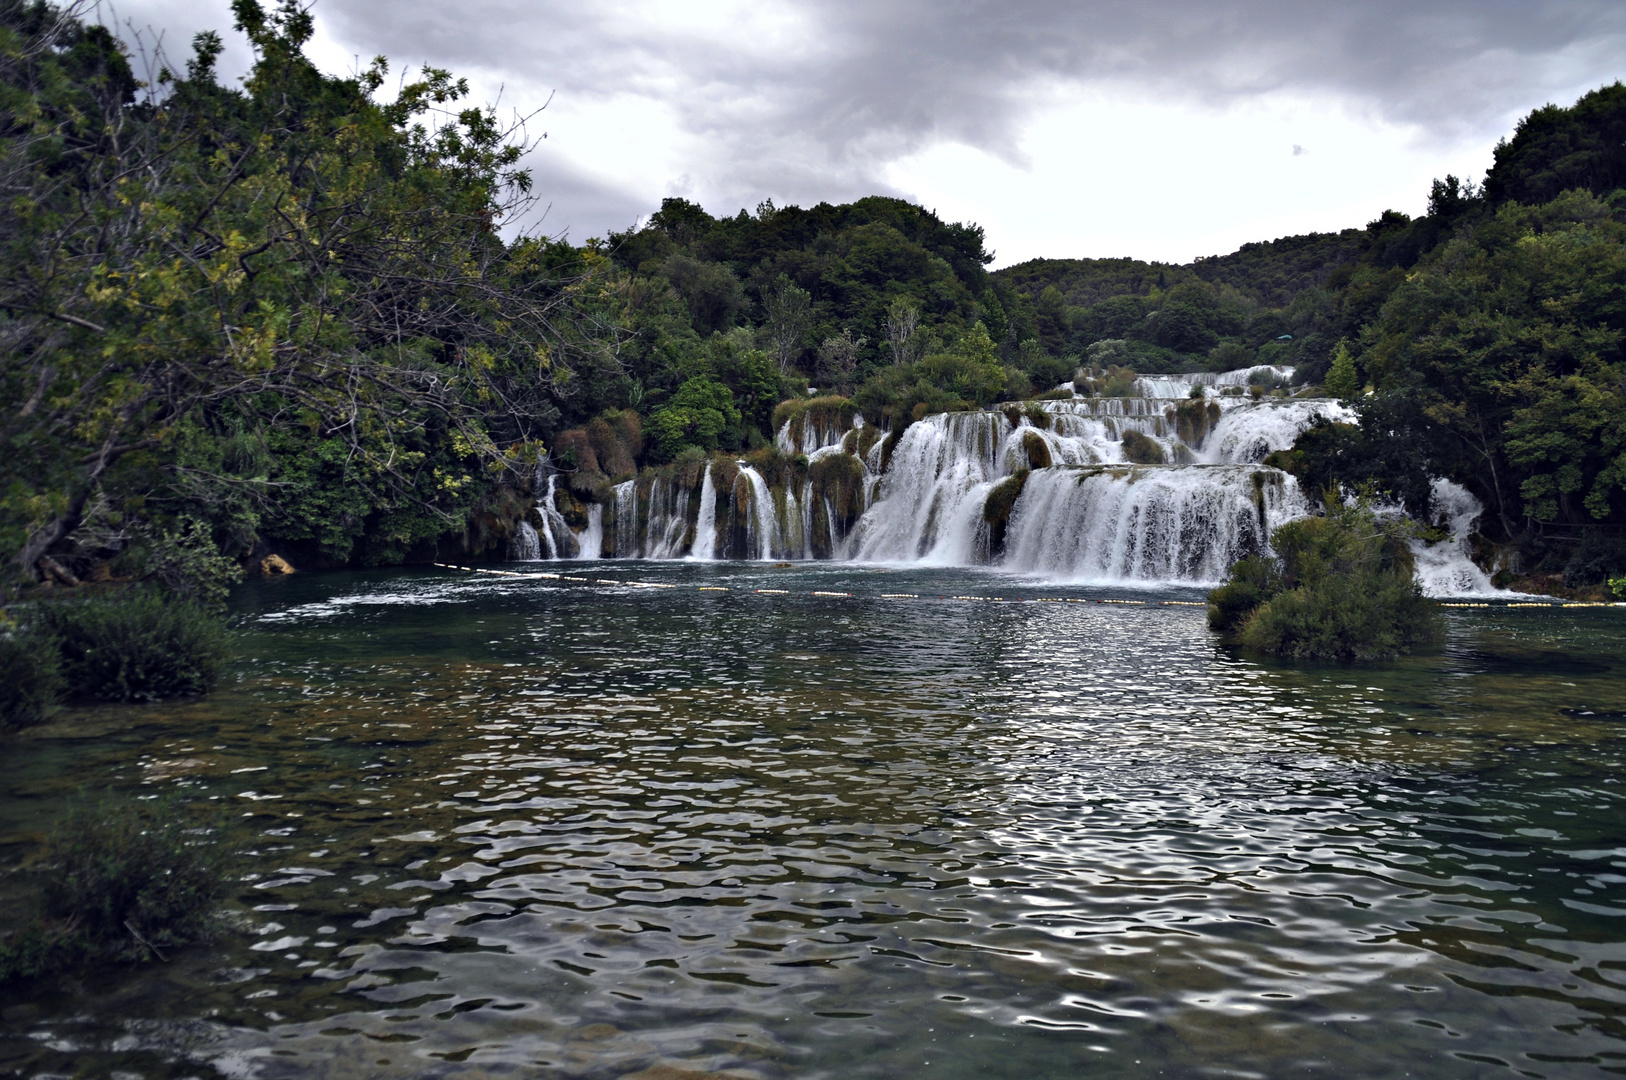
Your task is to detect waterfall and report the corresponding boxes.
[534,475,574,559]
[691,464,718,560]
[1003,465,1308,584]
[848,412,1007,563]
[1133,364,1295,399]
[548,366,1510,595]
[511,520,541,561]
[1199,399,1357,464]
[738,465,778,560]
[1411,479,1501,597]
[578,504,604,560]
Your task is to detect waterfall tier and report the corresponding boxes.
[513,370,1502,594]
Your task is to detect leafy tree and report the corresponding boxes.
[762,275,812,373]
[648,376,741,459]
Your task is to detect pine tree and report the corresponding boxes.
[1324,341,1361,400]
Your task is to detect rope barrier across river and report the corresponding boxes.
[432,563,1624,610]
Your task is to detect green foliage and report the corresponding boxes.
[1483,82,1626,206]
[1208,499,1442,662]
[0,621,62,730]
[648,377,742,460]
[1610,575,1626,599]
[0,0,588,584]
[37,589,231,702]
[0,793,231,983]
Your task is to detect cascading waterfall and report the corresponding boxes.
[534,474,575,559]
[738,465,778,560]
[1412,478,1502,597]
[509,364,1507,595]
[1003,465,1307,583]
[690,465,718,561]
[511,520,541,561]
[577,505,604,560]
[1199,399,1357,464]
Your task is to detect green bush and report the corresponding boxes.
[1207,498,1442,661]
[0,794,231,983]
[38,590,231,702]
[0,625,63,730]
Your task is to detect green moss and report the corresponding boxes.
[1024,403,1054,429]
[842,425,883,460]
[1120,430,1165,465]
[809,452,868,522]
[1171,399,1222,447]
[772,396,856,447]
[1021,429,1053,469]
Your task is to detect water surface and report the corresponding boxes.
[2,562,1625,1079]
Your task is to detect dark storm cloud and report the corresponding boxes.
[113,1,1626,236]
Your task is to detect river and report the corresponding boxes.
[2,562,1624,1079]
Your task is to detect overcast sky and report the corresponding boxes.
[102,0,1626,266]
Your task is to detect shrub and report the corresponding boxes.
[37,589,231,702]
[0,794,231,983]
[1207,498,1442,662]
[0,624,62,730]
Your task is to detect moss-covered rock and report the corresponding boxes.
[772,396,857,449]
[1121,430,1165,464]
[983,468,1031,556]
[842,425,883,460]
[1021,429,1053,470]
[1170,399,1222,448]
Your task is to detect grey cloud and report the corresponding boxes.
[107,1,1626,240]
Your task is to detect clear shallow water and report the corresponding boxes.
[3,562,1626,1079]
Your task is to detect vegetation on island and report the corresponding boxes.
[1208,497,1443,662]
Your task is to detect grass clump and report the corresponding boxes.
[37,589,231,703]
[1208,497,1442,662]
[0,622,63,731]
[0,794,232,984]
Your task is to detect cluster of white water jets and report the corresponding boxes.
[514,365,1504,596]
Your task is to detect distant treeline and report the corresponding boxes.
[1,0,1624,591]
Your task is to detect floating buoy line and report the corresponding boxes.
[432,564,1624,611]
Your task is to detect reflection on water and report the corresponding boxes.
[3,562,1626,1079]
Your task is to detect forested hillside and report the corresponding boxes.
[2,0,1624,593]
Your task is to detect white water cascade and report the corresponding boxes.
[690,465,718,561]
[1003,465,1307,583]
[1411,478,1502,597]
[511,520,541,561]
[513,364,1509,595]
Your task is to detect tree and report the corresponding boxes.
[762,275,812,374]
[0,0,598,583]
[1323,340,1360,399]
[816,329,866,395]
[883,297,920,366]
[648,376,740,458]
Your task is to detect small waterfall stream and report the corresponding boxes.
[515,367,1505,594]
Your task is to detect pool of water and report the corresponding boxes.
[3,562,1626,1079]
